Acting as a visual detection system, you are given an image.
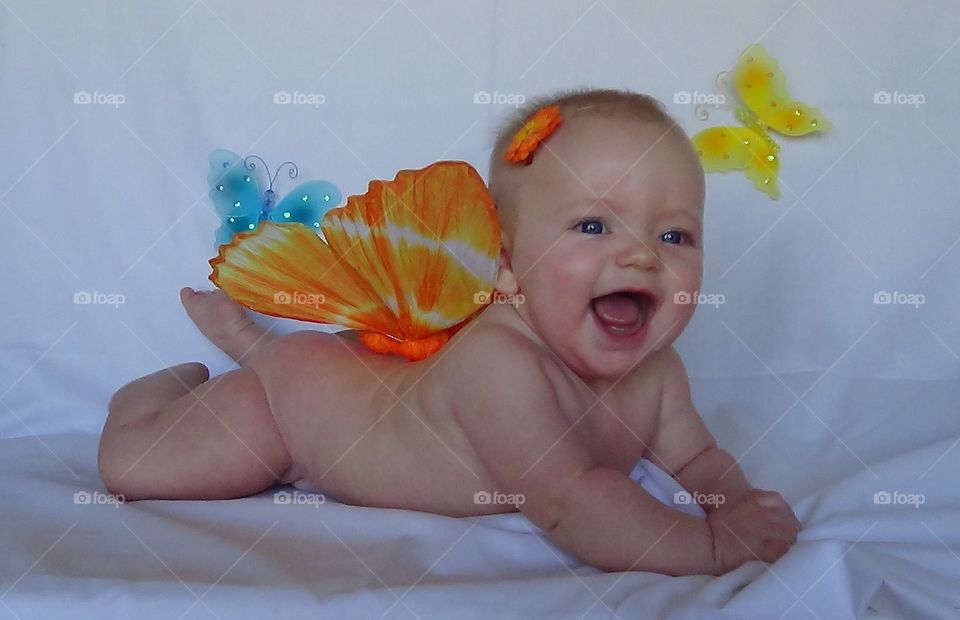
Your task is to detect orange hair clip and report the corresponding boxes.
[504,104,563,165]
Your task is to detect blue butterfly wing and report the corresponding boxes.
[267,180,342,231]
[215,211,262,246]
[208,150,264,246]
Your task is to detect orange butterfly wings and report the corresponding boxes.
[209,161,501,360]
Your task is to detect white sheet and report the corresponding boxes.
[2,431,958,619]
[3,0,960,617]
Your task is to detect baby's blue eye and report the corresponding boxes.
[578,219,605,235]
[661,230,687,245]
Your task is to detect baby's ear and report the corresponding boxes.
[494,246,520,294]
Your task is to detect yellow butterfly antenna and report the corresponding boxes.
[694,70,736,121]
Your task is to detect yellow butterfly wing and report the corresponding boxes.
[692,126,781,199]
[209,161,501,344]
[733,43,831,137]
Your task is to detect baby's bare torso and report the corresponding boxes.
[255,310,666,517]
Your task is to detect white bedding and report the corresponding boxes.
[2,419,958,619]
[3,0,960,617]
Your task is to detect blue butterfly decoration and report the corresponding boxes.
[207,149,342,247]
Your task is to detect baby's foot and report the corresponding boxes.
[180,287,276,364]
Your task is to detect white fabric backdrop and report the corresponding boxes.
[2,1,958,438]
[2,1,959,617]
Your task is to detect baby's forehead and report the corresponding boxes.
[547,119,698,179]
[561,106,674,135]
[490,107,704,225]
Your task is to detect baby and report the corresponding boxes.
[99,88,801,576]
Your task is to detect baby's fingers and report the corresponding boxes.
[758,496,803,531]
[786,510,803,533]
[764,505,802,531]
[758,537,792,563]
[754,490,793,510]
[771,520,800,544]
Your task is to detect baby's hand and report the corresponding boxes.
[706,489,802,574]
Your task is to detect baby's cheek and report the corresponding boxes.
[545,252,595,302]
[519,255,590,335]
[670,261,702,298]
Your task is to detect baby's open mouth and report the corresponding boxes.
[590,290,656,337]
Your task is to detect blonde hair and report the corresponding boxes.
[487,88,681,233]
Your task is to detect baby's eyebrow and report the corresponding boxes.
[656,209,701,223]
[562,198,701,226]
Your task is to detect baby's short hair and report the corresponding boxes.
[487,88,681,228]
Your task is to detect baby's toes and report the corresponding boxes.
[179,286,199,309]
[180,287,218,321]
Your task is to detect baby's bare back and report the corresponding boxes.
[254,311,665,517]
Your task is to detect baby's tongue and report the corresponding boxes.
[592,292,643,326]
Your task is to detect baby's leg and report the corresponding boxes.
[180,287,277,366]
[105,362,209,431]
[99,365,291,501]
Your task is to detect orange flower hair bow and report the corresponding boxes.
[504,104,563,165]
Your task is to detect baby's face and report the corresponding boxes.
[500,113,705,380]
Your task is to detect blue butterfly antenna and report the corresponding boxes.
[243,155,299,214]
[243,155,299,191]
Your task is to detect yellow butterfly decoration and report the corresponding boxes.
[691,43,832,199]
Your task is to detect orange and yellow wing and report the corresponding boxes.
[209,161,501,358]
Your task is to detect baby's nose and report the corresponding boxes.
[617,240,660,271]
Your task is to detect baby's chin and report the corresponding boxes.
[547,314,665,381]
[581,343,660,379]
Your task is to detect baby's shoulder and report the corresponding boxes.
[609,345,677,404]
[446,322,545,366]
[428,323,550,392]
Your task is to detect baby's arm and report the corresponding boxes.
[452,338,716,575]
[648,346,802,570]
[647,346,753,510]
